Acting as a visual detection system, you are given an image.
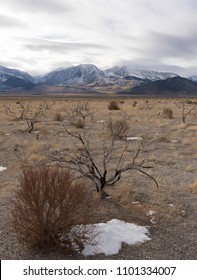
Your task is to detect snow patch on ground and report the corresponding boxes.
[127,136,143,141]
[96,120,106,123]
[71,219,150,256]
[0,166,7,172]
[147,210,157,224]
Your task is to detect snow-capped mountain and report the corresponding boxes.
[0,63,196,95]
[105,66,177,81]
[0,65,35,90]
[188,75,197,83]
[38,64,106,86]
[0,65,34,82]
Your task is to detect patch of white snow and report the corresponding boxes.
[127,136,143,141]
[71,219,150,256]
[0,166,7,172]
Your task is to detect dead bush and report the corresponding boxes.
[108,100,120,110]
[54,113,63,122]
[73,118,85,128]
[107,118,130,139]
[132,101,137,107]
[11,167,94,250]
[163,107,173,119]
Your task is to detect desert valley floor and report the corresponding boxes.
[0,95,197,259]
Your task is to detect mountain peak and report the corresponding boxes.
[40,64,105,86]
[105,66,178,81]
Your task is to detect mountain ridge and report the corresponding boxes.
[0,64,197,95]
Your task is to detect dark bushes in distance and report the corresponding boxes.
[11,166,93,249]
[132,101,137,107]
[108,100,120,110]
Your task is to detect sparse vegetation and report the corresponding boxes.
[0,96,197,260]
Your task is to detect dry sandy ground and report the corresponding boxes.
[0,96,197,259]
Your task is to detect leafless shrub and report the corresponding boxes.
[176,99,196,123]
[65,102,94,124]
[25,110,44,133]
[49,129,159,199]
[11,167,94,250]
[6,102,29,121]
[163,108,174,119]
[73,119,85,129]
[108,100,120,110]
[39,101,55,113]
[6,102,45,133]
[107,117,130,139]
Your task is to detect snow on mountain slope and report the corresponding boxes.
[0,65,35,90]
[105,66,177,81]
[40,64,106,86]
[188,75,197,83]
[0,65,34,82]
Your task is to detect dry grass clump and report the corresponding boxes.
[72,118,85,128]
[108,100,120,110]
[163,107,174,119]
[132,101,138,107]
[54,113,64,122]
[107,117,130,139]
[11,167,94,250]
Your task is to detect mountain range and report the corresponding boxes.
[0,64,197,95]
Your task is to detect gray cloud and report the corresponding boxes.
[147,31,197,58]
[24,38,107,53]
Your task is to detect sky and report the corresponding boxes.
[0,0,197,76]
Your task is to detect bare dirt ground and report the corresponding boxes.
[0,96,197,260]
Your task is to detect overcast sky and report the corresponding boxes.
[1,0,197,76]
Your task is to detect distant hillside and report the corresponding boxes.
[128,76,197,95]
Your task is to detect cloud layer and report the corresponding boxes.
[1,0,197,76]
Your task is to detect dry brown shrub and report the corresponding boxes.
[11,166,94,250]
[108,100,120,110]
[132,101,137,107]
[107,117,130,139]
[73,118,85,128]
[54,113,63,122]
[163,107,174,119]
